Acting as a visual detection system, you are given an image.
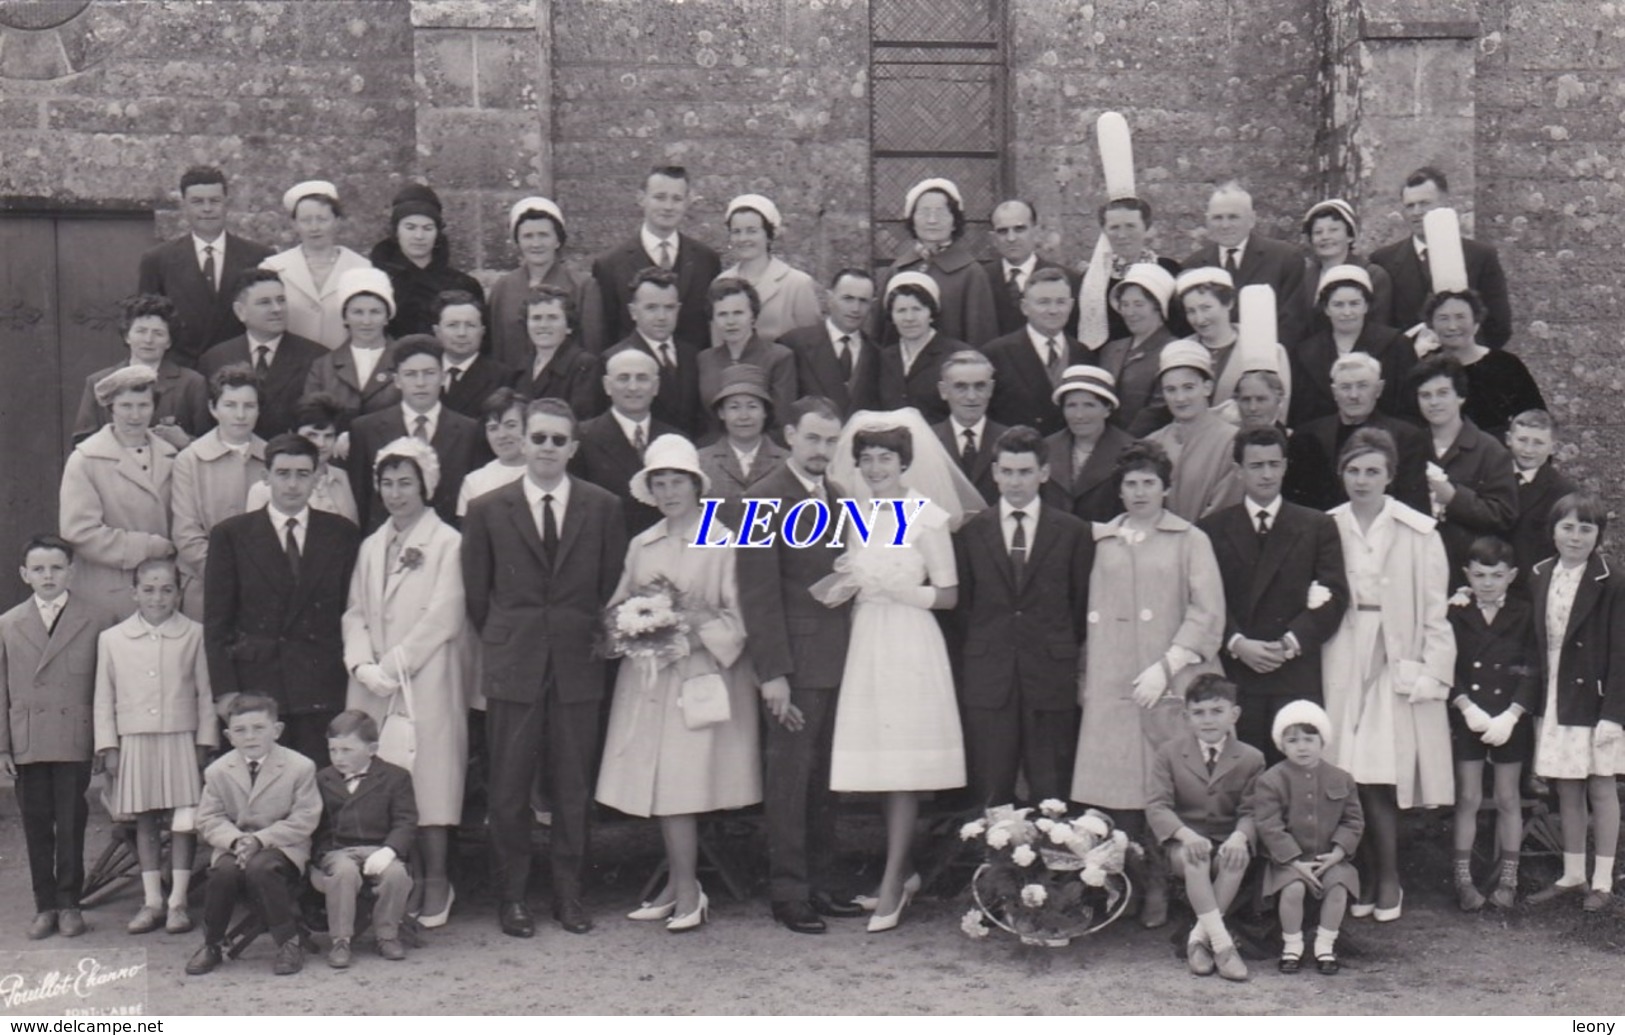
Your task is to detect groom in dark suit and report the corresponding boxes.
[204,434,360,767]
[953,426,1092,806]
[138,166,273,369]
[1199,427,1348,763]
[737,397,865,934]
[462,397,627,938]
[592,165,721,348]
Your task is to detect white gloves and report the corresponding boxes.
[354,663,399,696]
[1481,710,1520,747]
[1131,662,1169,708]
[1459,702,1493,733]
[363,846,396,877]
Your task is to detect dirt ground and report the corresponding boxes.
[1,791,1621,1017]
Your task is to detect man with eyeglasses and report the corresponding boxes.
[569,348,680,537]
[1284,351,1429,512]
[981,200,1077,338]
[463,397,627,940]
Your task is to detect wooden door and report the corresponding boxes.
[0,211,153,607]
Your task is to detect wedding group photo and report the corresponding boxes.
[0,0,1620,1021]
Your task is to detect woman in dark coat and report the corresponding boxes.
[370,184,485,340]
[1041,364,1133,522]
[871,178,998,348]
[487,196,604,365]
[510,284,604,422]
[73,294,210,449]
[1288,264,1412,427]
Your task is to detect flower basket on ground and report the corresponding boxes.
[960,800,1138,947]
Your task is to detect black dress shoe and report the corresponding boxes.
[185,943,224,976]
[499,901,535,938]
[57,909,86,938]
[272,938,304,976]
[552,899,593,935]
[771,900,827,934]
[810,891,865,919]
[26,911,58,940]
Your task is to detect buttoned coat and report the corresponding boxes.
[93,613,215,751]
[340,510,470,825]
[1250,760,1364,890]
[877,332,964,426]
[874,238,999,348]
[1040,424,1133,523]
[260,246,374,351]
[199,332,327,439]
[0,595,114,764]
[695,336,799,443]
[460,476,626,706]
[196,744,322,871]
[1434,418,1519,578]
[1146,732,1266,844]
[301,341,401,429]
[592,232,722,348]
[781,323,882,419]
[982,328,1092,438]
[1097,326,1177,437]
[138,233,274,368]
[488,264,606,366]
[1530,555,1625,728]
[1448,596,1538,716]
[1144,413,1244,523]
[314,759,418,858]
[73,361,211,445]
[717,258,821,346]
[171,430,267,617]
[511,339,604,423]
[58,426,177,620]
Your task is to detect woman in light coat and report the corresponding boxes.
[261,180,374,350]
[716,194,820,345]
[1321,426,1454,920]
[59,368,178,620]
[341,438,470,928]
[170,365,266,618]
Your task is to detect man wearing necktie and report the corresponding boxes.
[982,268,1084,439]
[782,269,882,419]
[1198,426,1349,764]
[591,165,721,348]
[931,351,1007,506]
[570,348,679,539]
[1180,182,1309,347]
[604,267,705,439]
[199,270,326,440]
[952,426,1092,808]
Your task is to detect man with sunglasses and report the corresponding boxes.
[462,397,627,939]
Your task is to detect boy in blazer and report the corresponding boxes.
[1506,409,1577,597]
[1145,675,1265,981]
[592,165,722,348]
[463,398,627,938]
[188,695,322,977]
[311,710,417,968]
[1199,427,1348,763]
[0,536,115,939]
[952,426,1091,808]
[205,434,360,767]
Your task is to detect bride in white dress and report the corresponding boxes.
[820,408,984,931]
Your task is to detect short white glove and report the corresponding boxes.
[362,846,396,877]
[1131,662,1168,708]
[1480,710,1519,747]
[1459,702,1493,733]
[355,663,397,696]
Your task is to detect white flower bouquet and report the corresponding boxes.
[600,575,692,669]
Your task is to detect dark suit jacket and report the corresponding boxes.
[782,323,882,420]
[512,340,605,424]
[981,258,1079,338]
[347,405,483,531]
[933,417,1008,506]
[204,508,360,715]
[442,355,517,421]
[137,233,273,368]
[302,342,402,430]
[1448,597,1538,716]
[982,328,1091,438]
[1286,322,1414,428]
[74,360,211,444]
[1097,325,1177,436]
[568,411,680,538]
[1183,234,1310,345]
[604,334,705,440]
[953,503,1091,711]
[877,332,964,425]
[736,465,852,689]
[592,232,722,347]
[1530,554,1625,728]
[1198,500,1349,699]
[1146,732,1266,844]
[1370,235,1512,349]
[314,759,418,858]
[1434,418,1518,580]
[1511,462,1578,594]
[461,476,626,705]
[199,333,327,439]
[1284,411,1430,513]
[1040,424,1133,523]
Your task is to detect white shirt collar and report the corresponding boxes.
[522,472,571,514]
[640,225,679,262]
[999,497,1038,522]
[446,354,478,374]
[950,415,987,442]
[402,402,442,436]
[1026,324,1065,355]
[1516,464,1541,485]
[610,408,651,445]
[637,331,676,357]
[1203,735,1228,760]
[825,319,860,348]
[34,593,67,621]
[785,462,823,498]
[1003,254,1038,280]
[1222,237,1250,264]
[245,331,282,356]
[268,504,312,541]
[192,232,225,254]
[1246,495,1283,523]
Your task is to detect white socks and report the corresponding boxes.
[1560,852,1588,886]
[1314,926,1339,958]
[1194,909,1234,952]
[169,868,192,909]
[141,870,164,909]
[1593,856,1615,893]
[1281,930,1305,958]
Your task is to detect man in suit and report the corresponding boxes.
[604,267,705,439]
[205,434,360,767]
[137,166,273,369]
[737,397,866,934]
[1182,182,1308,346]
[188,695,321,977]
[782,268,882,419]
[347,336,481,531]
[1369,166,1513,348]
[932,351,1008,506]
[1200,426,1349,763]
[463,397,627,938]
[570,349,678,538]
[983,268,1090,437]
[953,426,1092,807]
[199,269,326,440]
[983,200,1078,338]
[433,290,515,421]
[1284,352,1430,513]
[0,536,115,939]
[592,165,722,347]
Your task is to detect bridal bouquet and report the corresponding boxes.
[961,800,1139,947]
[601,576,692,668]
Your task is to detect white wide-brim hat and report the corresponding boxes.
[1052,364,1119,409]
[629,434,712,508]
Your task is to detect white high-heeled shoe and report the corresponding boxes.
[855,872,921,912]
[866,880,916,934]
[627,898,677,922]
[666,890,709,933]
[418,883,455,929]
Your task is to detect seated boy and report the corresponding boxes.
[187,694,321,977]
[1145,674,1267,982]
[311,710,417,968]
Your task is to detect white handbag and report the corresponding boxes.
[376,647,417,768]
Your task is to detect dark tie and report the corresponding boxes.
[248,759,260,786]
[284,517,301,580]
[1417,245,1433,295]
[1256,509,1271,537]
[657,241,673,270]
[202,244,216,292]
[1010,511,1028,586]
[447,366,462,389]
[541,493,559,564]
[1223,248,1239,276]
[253,346,270,376]
[657,342,675,371]
[44,604,63,636]
[837,335,854,380]
[633,424,647,459]
[1007,267,1022,306]
[960,428,977,473]
[1205,747,1218,776]
[413,415,430,442]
